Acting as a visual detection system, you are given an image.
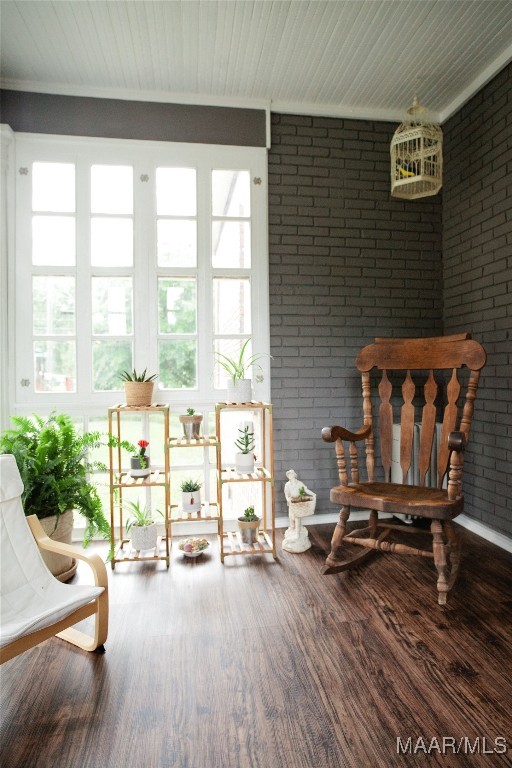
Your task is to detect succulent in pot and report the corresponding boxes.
[237,505,260,545]
[130,439,151,478]
[119,368,158,407]
[179,407,203,440]
[234,423,255,474]
[180,477,202,515]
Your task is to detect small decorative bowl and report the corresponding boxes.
[178,537,211,558]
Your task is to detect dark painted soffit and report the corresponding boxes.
[0,90,267,147]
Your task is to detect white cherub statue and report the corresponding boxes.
[283,469,316,553]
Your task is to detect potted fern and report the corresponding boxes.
[119,368,158,407]
[237,505,260,545]
[0,412,135,579]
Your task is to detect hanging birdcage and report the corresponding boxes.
[391,96,442,200]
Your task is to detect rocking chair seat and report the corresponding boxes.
[330,482,463,520]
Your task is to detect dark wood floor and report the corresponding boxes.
[2,522,512,768]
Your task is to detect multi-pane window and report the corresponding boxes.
[156,167,198,390]
[31,162,76,392]
[90,165,134,391]
[212,170,253,388]
[14,137,269,408]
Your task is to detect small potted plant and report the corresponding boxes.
[290,485,316,516]
[214,337,269,403]
[179,407,203,440]
[237,505,260,545]
[130,439,151,478]
[234,422,255,473]
[119,368,158,407]
[180,477,202,515]
[124,499,158,551]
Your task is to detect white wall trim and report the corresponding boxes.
[77,512,512,553]
[0,124,15,431]
[456,514,512,555]
[439,43,512,124]
[0,79,271,113]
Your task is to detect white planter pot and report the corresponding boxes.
[235,452,255,474]
[182,490,201,514]
[130,522,158,551]
[226,378,252,404]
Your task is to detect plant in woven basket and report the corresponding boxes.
[119,368,158,406]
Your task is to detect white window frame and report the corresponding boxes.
[10,133,270,420]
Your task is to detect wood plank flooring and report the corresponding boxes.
[1,523,512,768]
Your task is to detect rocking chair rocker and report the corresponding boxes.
[321,333,486,605]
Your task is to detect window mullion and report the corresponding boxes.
[76,155,91,398]
[197,163,212,401]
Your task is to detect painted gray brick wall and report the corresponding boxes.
[443,62,512,537]
[268,114,443,517]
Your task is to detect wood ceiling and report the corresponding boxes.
[1,0,512,122]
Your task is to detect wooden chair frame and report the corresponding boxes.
[322,333,486,605]
[0,516,108,665]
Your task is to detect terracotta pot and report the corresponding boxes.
[40,510,77,582]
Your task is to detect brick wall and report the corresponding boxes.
[443,62,512,537]
[268,115,443,517]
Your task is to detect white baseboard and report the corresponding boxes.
[456,514,512,554]
[277,511,512,554]
[80,512,512,554]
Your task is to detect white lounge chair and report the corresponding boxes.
[0,454,108,664]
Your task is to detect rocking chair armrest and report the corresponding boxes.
[27,515,108,589]
[322,424,371,443]
[448,431,467,453]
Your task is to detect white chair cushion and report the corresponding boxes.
[0,454,104,648]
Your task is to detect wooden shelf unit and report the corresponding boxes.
[215,401,276,562]
[108,403,170,569]
[168,433,221,541]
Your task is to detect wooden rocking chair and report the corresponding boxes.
[321,333,486,605]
